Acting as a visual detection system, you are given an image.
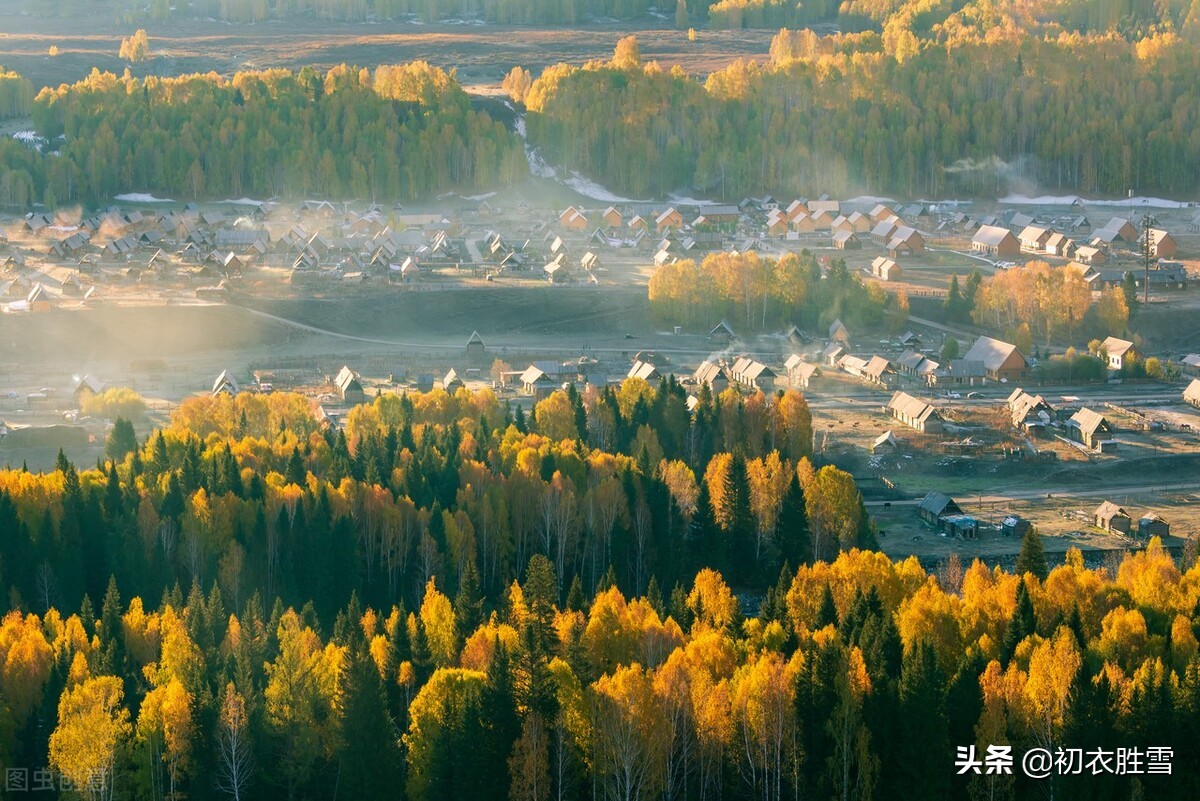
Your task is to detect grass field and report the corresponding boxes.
[0,14,775,91]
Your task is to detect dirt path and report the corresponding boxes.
[866,480,1200,507]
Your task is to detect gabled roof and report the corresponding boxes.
[694,361,726,386]
[1094,501,1130,522]
[973,225,1017,247]
[1068,407,1109,437]
[710,319,735,337]
[212,369,239,395]
[887,391,940,424]
[1100,336,1136,358]
[520,365,551,385]
[627,360,660,381]
[466,330,485,346]
[873,430,899,450]
[863,355,892,378]
[335,365,361,393]
[918,491,961,517]
[1182,379,1200,404]
[742,361,776,381]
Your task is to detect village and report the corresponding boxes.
[2,190,1200,565]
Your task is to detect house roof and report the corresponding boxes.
[1100,337,1136,358]
[918,491,960,517]
[742,361,776,381]
[212,369,238,395]
[1183,379,1200,403]
[1182,354,1200,368]
[822,342,846,360]
[694,361,725,385]
[520,365,551,385]
[887,391,939,424]
[897,350,927,371]
[973,225,1017,247]
[710,319,735,337]
[873,430,899,449]
[627,360,660,381]
[1094,501,1130,522]
[1068,407,1109,437]
[864,355,892,378]
[335,365,361,392]
[1018,224,1052,243]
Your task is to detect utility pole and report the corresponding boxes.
[1140,213,1157,306]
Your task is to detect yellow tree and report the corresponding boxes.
[1021,627,1081,753]
[49,675,131,801]
[592,664,666,801]
[0,611,54,725]
[419,577,459,666]
[137,678,194,801]
[730,650,798,801]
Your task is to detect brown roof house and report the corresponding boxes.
[972,225,1020,259]
[962,336,1027,382]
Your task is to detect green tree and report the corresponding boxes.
[105,417,138,462]
[1016,528,1048,581]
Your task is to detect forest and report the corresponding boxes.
[2,384,1200,799]
[648,250,895,333]
[0,63,524,208]
[518,29,1200,198]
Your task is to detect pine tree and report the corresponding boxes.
[817,584,839,628]
[105,417,138,462]
[454,559,484,634]
[337,639,401,799]
[1001,578,1037,664]
[776,473,811,567]
[1016,528,1048,581]
[723,452,755,584]
[689,481,723,575]
[895,640,949,799]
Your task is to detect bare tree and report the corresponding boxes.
[215,683,254,801]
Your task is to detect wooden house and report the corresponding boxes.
[784,355,819,389]
[693,361,729,393]
[886,226,926,257]
[887,392,943,432]
[335,366,366,405]
[1138,513,1170,539]
[871,257,901,281]
[833,231,862,250]
[972,225,1020,258]
[962,336,1027,382]
[1182,379,1200,409]
[520,365,556,398]
[1094,501,1132,534]
[709,319,735,344]
[1149,229,1177,259]
[1067,407,1113,451]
